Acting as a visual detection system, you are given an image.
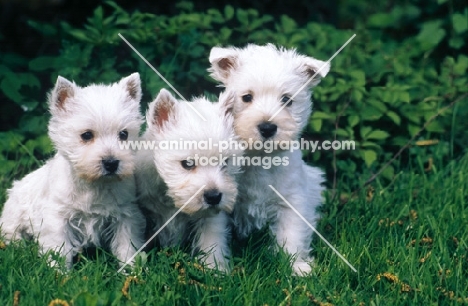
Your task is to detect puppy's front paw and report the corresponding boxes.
[203,254,230,274]
[292,261,312,276]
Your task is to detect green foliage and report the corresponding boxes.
[0,0,467,186]
[0,52,52,179]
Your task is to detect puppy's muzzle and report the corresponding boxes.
[258,122,277,139]
[204,189,223,206]
[102,158,119,175]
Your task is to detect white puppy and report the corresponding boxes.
[136,89,241,271]
[209,44,329,274]
[0,74,145,269]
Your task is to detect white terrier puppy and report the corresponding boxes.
[209,44,329,274]
[0,74,145,269]
[136,89,241,271]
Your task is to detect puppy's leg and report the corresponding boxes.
[273,197,314,275]
[1,162,56,242]
[0,182,34,243]
[194,212,231,272]
[0,193,30,242]
[111,207,145,266]
[39,221,75,269]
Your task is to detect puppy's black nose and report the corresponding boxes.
[204,189,222,206]
[258,122,277,139]
[102,159,119,174]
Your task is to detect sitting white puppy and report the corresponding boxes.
[136,89,241,271]
[0,74,145,269]
[209,44,329,274]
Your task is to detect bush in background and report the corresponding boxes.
[0,0,467,190]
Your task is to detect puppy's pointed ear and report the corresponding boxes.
[119,72,142,102]
[49,76,76,112]
[301,57,330,87]
[147,89,178,129]
[218,90,236,117]
[208,46,239,84]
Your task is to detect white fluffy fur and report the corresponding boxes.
[0,74,145,269]
[136,89,242,271]
[209,44,328,274]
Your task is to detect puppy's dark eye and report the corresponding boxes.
[242,94,253,103]
[281,96,293,106]
[81,131,94,142]
[181,159,196,170]
[119,130,128,141]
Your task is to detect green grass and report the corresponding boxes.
[1,154,467,305]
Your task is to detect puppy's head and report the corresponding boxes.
[48,73,143,181]
[209,44,329,147]
[146,89,241,216]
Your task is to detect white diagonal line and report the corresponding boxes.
[118,33,207,121]
[268,34,356,122]
[117,185,206,273]
[268,185,357,273]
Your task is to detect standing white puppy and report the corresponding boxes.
[209,44,329,274]
[136,89,241,271]
[0,74,145,269]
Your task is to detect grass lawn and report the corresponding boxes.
[0,153,467,305]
